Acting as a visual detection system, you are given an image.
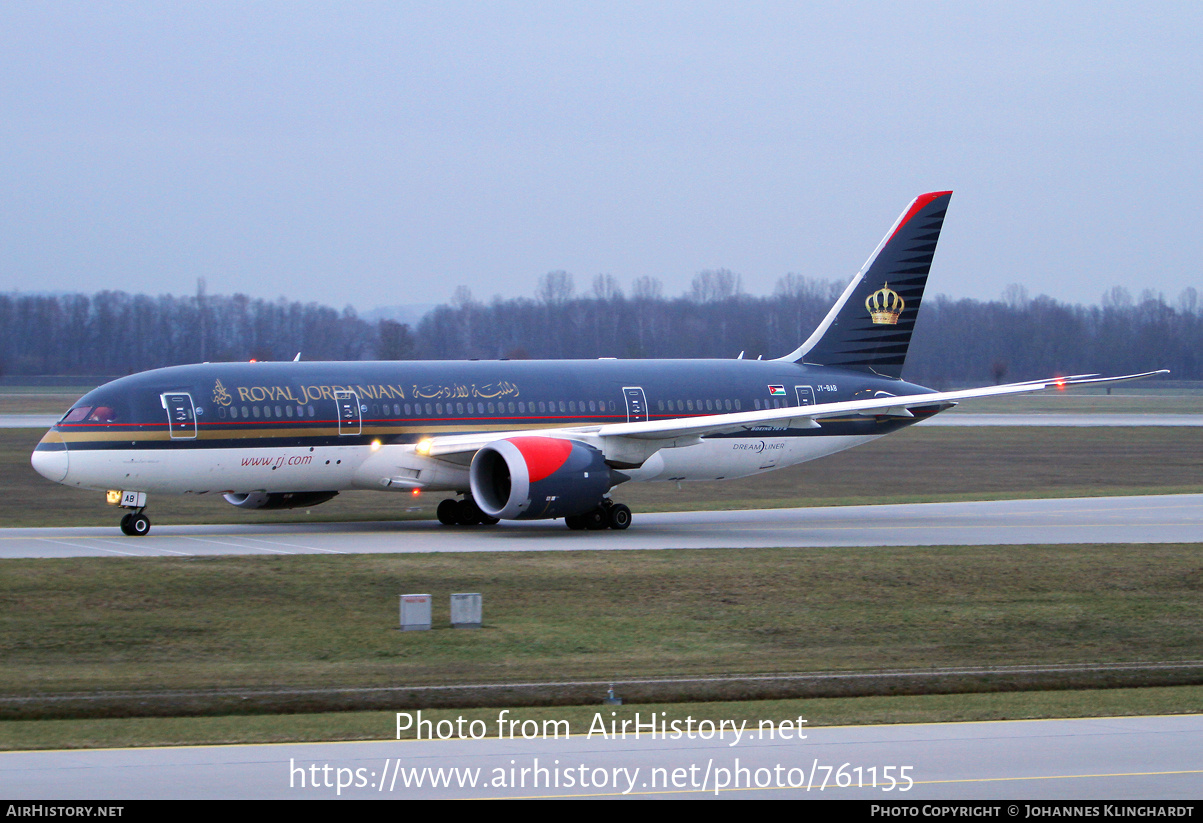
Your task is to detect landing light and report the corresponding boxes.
[106,490,121,506]
[371,439,382,451]
[416,439,433,455]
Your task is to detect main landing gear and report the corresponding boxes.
[436,497,500,527]
[119,509,151,536]
[565,501,632,531]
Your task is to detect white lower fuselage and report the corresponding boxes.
[46,433,883,497]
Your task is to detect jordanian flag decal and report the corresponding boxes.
[768,385,786,396]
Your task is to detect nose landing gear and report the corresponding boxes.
[112,490,151,536]
[119,509,151,536]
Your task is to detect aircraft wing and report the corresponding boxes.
[417,370,1167,461]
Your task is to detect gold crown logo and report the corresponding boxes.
[865,282,905,325]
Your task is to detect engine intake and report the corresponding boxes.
[470,437,613,520]
[222,491,339,510]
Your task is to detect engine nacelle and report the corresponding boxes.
[470,437,613,520]
[222,491,339,510]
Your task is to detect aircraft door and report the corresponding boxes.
[162,393,197,440]
[794,385,816,407]
[623,387,648,423]
[335,390,362,435]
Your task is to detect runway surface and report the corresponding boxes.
[3,714,1199,799]
[1,494,1200,558]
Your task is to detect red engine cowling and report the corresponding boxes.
[469,437,613,520]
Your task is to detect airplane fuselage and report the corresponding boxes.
[32,358,941,501]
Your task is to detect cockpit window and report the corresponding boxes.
[59,396,127,425]
[61,406,92,423]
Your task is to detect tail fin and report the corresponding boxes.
[777,191,952,378]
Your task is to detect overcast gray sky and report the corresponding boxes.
[1,2,1199,311]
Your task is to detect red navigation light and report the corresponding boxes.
[1055,378,1067,390]
[411,488,421,497]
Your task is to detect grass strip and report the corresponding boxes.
[2,545,1201,703]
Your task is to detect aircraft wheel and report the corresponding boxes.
[584,507,608,530]
[128,513,151,536]
[607,504,632,530]
[479,514,500,526]
[436,499,458,526]
[456,499,483,526]
[119,513,134,536]
[564,514,587,530]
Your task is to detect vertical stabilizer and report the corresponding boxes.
[777,191,951,378]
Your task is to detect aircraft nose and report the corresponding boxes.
[31,433,69,483]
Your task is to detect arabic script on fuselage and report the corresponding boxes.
[411,381,520,400]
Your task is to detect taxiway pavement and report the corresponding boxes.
[1,494,1200,558]
[2,714,1199,799]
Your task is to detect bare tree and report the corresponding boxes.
[630,276,663,300]
[450,285,475,308]
[690,269,742,303]
[1178,286,1199,315]
[1002,283,1029,308]
[1101,286,1133,309]
[376,319,415,360]
[537,270,575,304]
[591,274,624,301]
